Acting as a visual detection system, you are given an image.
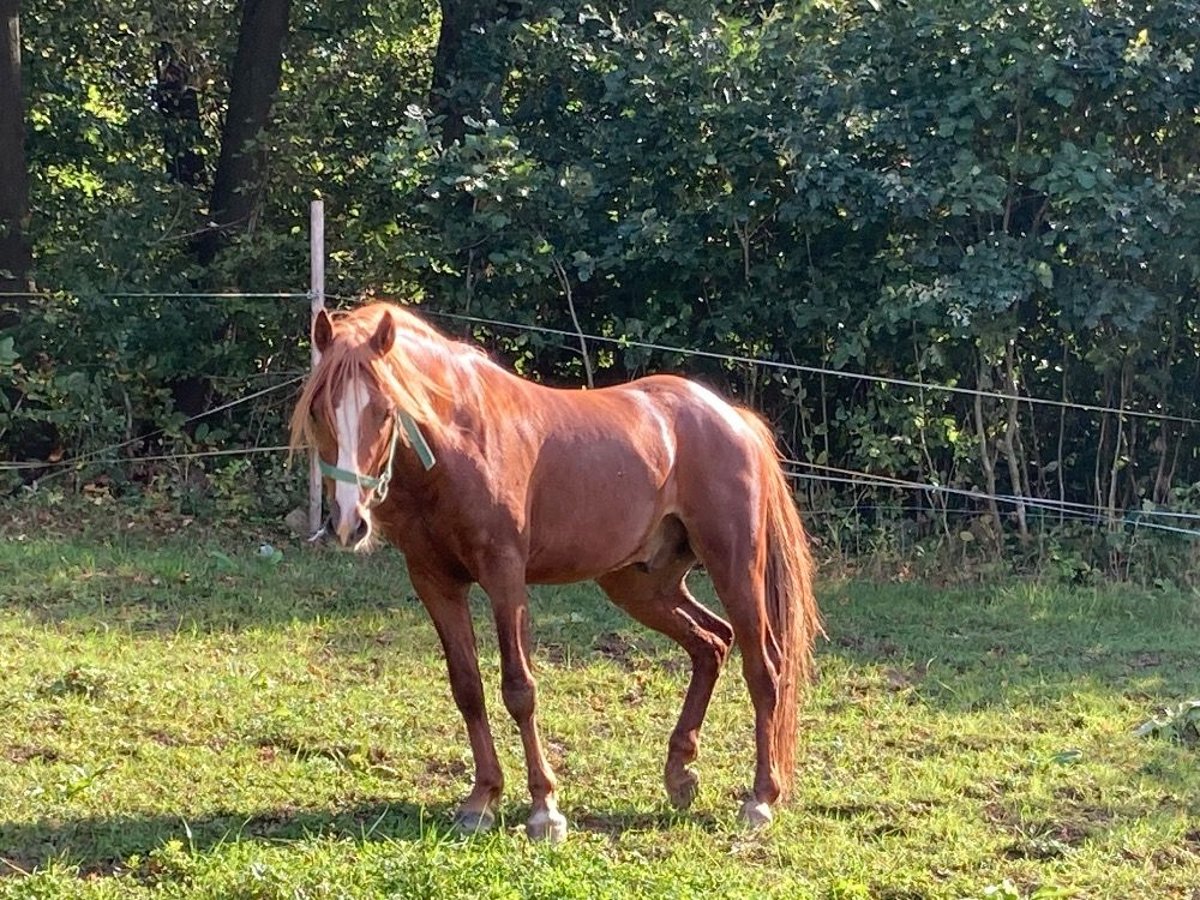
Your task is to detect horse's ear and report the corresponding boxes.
[370,311,396,356]
[313,308,334,356]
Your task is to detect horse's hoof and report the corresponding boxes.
[526,808,568,843]
[666,767,700,809]
[452,808,495,835]
[738,798,773,829]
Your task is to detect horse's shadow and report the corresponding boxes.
[0,801,427,876]
[0,800,719,876]
[573,807,721,837]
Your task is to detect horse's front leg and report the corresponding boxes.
[410,569,504,834]
[480,569,567,843]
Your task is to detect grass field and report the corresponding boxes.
[1,502,1198,899]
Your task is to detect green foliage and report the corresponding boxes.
[6,0,1200,565]
[3,0,436,513]
[358,0,1200,557]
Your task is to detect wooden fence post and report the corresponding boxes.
[308,198,325,534]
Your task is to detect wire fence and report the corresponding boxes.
[784,463,1200,538]
[0,375,305,473]
[11,289,1198,424]
[421,309,1200,427]
[6,291,1200,538]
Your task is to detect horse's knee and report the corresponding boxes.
[501,676,537,721]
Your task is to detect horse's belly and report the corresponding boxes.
[523,473,668,583]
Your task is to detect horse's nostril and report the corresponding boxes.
[352,517,370,546]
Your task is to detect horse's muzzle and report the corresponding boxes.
[334,510,371,549]
[316,500,373,551]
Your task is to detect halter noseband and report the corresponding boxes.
[318,410,437,506]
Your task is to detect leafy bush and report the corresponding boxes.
[7,0,1200,568]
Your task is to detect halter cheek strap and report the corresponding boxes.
[398,412,437,472]
[317,411,436,506]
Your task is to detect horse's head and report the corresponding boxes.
[298,308,403,550]
[291,303,449,550]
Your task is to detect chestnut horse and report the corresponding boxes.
[289,302,820,841]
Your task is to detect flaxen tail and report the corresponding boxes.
[741,411,822,798]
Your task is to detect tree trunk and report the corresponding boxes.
[196,0,292,266]
[0,0,31,293]
[429,0,507,146]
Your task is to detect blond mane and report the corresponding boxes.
[288,303,474,457]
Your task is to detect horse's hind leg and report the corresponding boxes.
[691,556,782,830]
[685,515,783,827]
[410,569,504,834]
[597,565,734,809]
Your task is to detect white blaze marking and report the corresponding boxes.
[334,375,371,523]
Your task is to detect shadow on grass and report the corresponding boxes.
[0,521,657,664]
[815,579,1200,707]
[0,800,438,877]
[0,799,722,877]
[8,525,1198,713]
[0,531,426,633]
[7,516,1199,705]
[572,805,720,837]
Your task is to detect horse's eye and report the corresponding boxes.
[309,416,333,442]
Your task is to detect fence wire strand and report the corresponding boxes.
[1,375,304,473]
[6,292,1200,536]
[783,466,1200,537]
[421,309,1200,427]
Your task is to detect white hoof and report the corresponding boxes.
[738,798,774,829]
[526,808,568,843]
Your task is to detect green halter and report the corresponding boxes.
[318,410,436,505]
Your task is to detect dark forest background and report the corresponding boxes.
[2,0,1199,578]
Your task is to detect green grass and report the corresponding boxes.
[1,503,1198,898]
